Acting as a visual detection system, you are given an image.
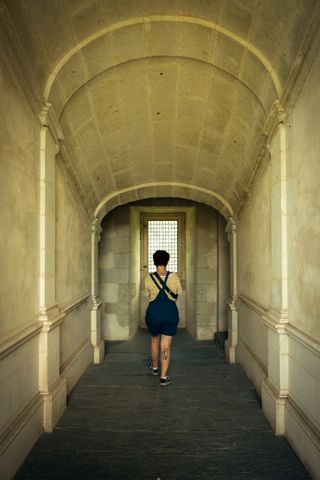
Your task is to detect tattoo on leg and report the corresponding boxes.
[162,349,169,361]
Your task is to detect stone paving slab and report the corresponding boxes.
[15,329,311,480]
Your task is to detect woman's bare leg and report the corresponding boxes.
[160,334,172,378]
[150,335,160,368]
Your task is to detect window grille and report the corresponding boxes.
[147,220,178,273]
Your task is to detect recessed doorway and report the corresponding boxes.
[140,212,186,328]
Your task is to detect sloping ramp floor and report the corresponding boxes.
[16,329,311,480]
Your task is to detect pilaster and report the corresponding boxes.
[90,219,104,363]
[262,104,289,435]
[225,218,238,364]
[38,104,66,432]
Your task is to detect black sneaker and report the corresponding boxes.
[160,376,171,386]
[148,363,159,376]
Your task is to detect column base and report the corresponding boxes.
[262,378,286,435]
[42,377,67,432]
[93,340,105,364]
[225,339,236,364]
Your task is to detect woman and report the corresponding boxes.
[144,250,182,386]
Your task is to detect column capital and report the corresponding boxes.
[274,101,287,125]
[39,103,64,149]
[225,217,236,241]
[264,101,288,143]
[91,218,102,240]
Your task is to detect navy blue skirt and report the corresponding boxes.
[145,289,179,336]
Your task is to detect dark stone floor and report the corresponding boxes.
[16,329,311,480]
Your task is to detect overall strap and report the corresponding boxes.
[153,271,178,300]
[149,273,163,291]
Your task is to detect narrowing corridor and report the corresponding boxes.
[16,330,310,480]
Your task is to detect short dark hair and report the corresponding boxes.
[153,250,170,267]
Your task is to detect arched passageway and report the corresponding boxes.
[1,1,320,479]
[98,198,229,343]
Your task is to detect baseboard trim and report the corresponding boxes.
[285,397,320,480]
[0,322,42,361]
[286,324,320,358]
[238,295,268,316]
[60,340,91,394]
[237,340,267,394]
[60,340,90,374]
[59,293,89,315]
[0,394,43,479]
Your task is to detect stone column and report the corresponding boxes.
[90,219,104,363]
[262,105,289,435]
[225,218,238,364]
[38,104,67,432]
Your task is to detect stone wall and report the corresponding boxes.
[195,206,218,340]
[99,206,132,340]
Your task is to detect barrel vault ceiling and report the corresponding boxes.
[3,0,320,217]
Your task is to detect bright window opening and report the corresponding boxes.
[147,220,178,273]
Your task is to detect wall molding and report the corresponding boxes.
[287,395,320,442]
[285,396,320,480]
[0,294,90,361]
[238,297,317,356]
[238,294,268,317]
[237,339,268,377]
[0,393,42,456]
[60,340,90,376]
[286,324,320,359]
[0,322,42,361]
[58,293,90,315]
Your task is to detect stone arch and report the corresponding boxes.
[94,182,234,225]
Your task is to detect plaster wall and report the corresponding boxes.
[237,163,272,373]
[238,163,272,309]
[284,49,320,478]
[55,163,92,392]
[0,47,39,338]
[0,47,42,478]
[287,50,320,343]
[55,164,91,305]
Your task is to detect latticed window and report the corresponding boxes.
[147,220,178,273]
